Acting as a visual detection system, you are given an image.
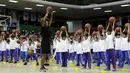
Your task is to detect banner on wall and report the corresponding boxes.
[23,12,29,21]
[31,12,36,21]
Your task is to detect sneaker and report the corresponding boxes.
[61,65,65,67]
[40,67,47,72]
[64,65,67,67]
[36,62,39,66]
[0,60,3,61]
[76,64,80,66]
[40,68,46,72]
[104,69,110,71]
[112,69,116,71]
[24,62,27,65]
[125,62,128,64]
[9,61,13,63]
[82,64,84,66]
[14,61,17,64]
[44,63,49,66]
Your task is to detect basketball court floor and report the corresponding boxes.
[0,60,130,73]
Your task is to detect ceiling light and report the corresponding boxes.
[9,0,18,3]
[0,4,6,7]
[104,10,112,13]
[121,4,130,7]
[24,7,32,10]
[60,7,68,10]
[93,7,101,10]
[36,4,44,7]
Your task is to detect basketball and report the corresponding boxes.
[98,24,103,31]
[92,31,97,37]
[85,23,91,29]
[115,27,120,32]
[46,6,53,14]
[28,50,34,56]
[77,29,82,35]
[125,23,130,28]
[109,16,116,23]
[56,30,60,35]
[37,43,41,48]
[61,26,67,31]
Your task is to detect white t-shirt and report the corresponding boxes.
[59,39,69,52]
[6,42,10,50]
[9,38,16,49]
[14,38,20,48]
[21,40,28,52]
[74,40,78,52]
[69,43,74,53]
[121,37,129,51]
[114,37,122,50]
[55,39,61,52]
[98,39,106,52]
[1,40,6,51]
[29,43,36,53]
[76,42,83,54]
[82,36,91,53]
[92,41,99,52]
[34,41,38,49]
[105,31,115,49]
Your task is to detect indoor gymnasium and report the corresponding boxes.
[0,0,130,73]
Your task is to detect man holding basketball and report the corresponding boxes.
[40,6,53,72]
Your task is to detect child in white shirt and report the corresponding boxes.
[0,36,6,61]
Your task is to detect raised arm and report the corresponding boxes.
[65,31,69,38]
[106,22,110,32]
[49,13,53,27]
[40,13,48,27]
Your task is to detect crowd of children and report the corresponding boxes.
[0,29,41,66]
[53,18,130,71]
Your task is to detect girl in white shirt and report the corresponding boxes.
[75,35,83,66]
[15,37,20,62]
[92,36,98,63]
[9,35,18,63]
[92,36,99,64]
[0,36,6,61]
[114,28,122,67]
[54,35,61,64]
[27,39,39,65]
[97,34,107,67]
[60,31,69,67]
[120,31,130,67]
[82,32,91,69]
[68,35,75,62]
[5,39,10,62]
[105,22,116,71]
[21,36,28,65]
